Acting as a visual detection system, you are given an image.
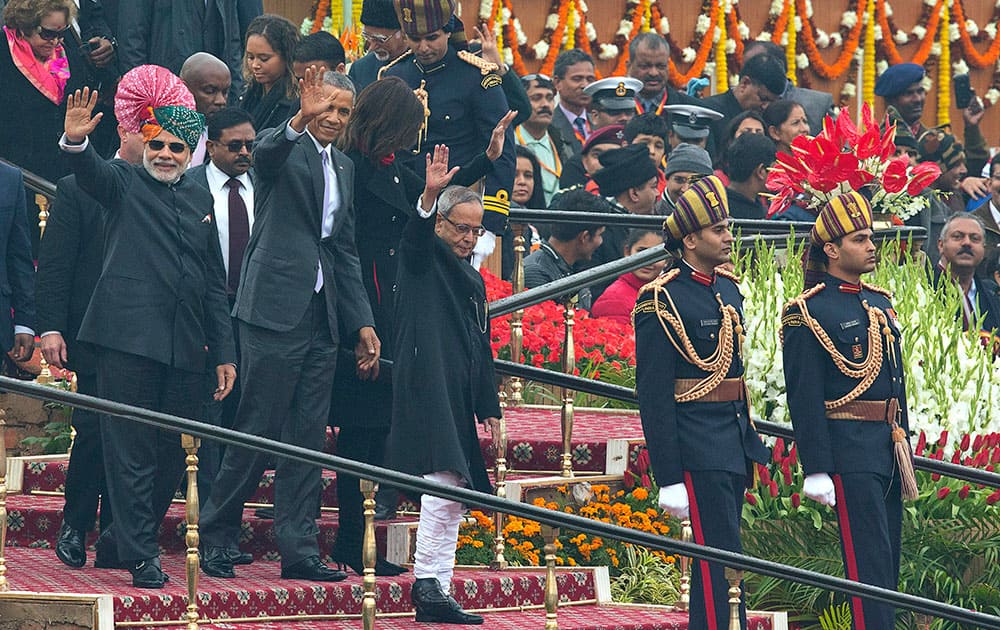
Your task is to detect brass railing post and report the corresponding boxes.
[542,524,559,630]
[491,394,508,570]
[725,567,744,630]
[36,193,53,388]
[181,434,200,629]
[677,518,692,611]
[559,296,577,478]
[361,478,377,630]
[508,224,526,406]
[0,408,8,592]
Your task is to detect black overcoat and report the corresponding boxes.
[384,209,501,494]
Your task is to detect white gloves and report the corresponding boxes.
[803,473,837,506]
[470,229,497,268]
[658,483,690,519]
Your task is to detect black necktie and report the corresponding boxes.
[226,178,249,294]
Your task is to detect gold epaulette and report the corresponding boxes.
[779,283,825,334]
[715,267,741,284]
[862,282,893,299]
[636,268,680,300]
[457,50,499,75]
[376,50,413,80]
[782,282,825,313]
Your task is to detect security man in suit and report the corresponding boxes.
[634,176,769,630]
[384,0,515,265]
[782,191,917,629]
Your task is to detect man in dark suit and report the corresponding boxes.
[700,54,785,159]
[186,106,255,511]
[117,0,263,98]
[60,83,237,589]
[0,161,36,367]
[199,68,379,582]
[742,40,835,136]
[935,213,1000,348]
[550,48,596,157]
[38,121,145,570]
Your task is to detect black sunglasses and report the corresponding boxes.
[221,140,254,153]
[37,25,70,41]
[147,139,187,154]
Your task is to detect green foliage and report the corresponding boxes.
[818,602,853,630]
[19,378,74,454]
[610,545,681,606]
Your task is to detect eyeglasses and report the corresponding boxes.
[442,214,486,237]
[362,29,397,44]
[147,140,187,154]
[37,25,70,41]
[221,140,254,153]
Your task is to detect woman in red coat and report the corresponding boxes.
[590,229,668,325]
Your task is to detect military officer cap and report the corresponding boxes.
[581,124,625,155]
[394,0,466,47]
[663,175,730,241]
[874,63,925,98]
[592,144,659,198]
[663,103,724,140]
[584,77,644,112]
[804,190,874,288]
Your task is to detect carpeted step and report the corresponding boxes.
[0,547,605,625]
[2,494,410,561]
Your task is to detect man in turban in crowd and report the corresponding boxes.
[782,191,916,629]
[59,66,236,589]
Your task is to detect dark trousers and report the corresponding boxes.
[331,427,387,556]
[200,292,337,568]
[832,472,902,630]
[198,312,242,499]
[97,348,204,562]
[62,371,112,533]
[684,470,748,630]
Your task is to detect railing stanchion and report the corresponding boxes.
[560,296,577,478]
[677,518,692,611]
[0,408,8,592]
[543,524,559,629]
[361,478,378,629]
[726,567,744,630]
[492,391,508,570]
[181,434,201,629]
[508,224,526,405]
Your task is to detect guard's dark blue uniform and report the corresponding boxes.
[782,274,910,630]
[385,46,515,234]
[634,261,769,630]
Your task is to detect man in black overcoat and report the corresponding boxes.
[385,178,502,625]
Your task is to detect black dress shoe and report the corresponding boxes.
[200,546,236,578]
[130,557,167,589]
[412,577,483,624]
[280,555,347,582]
[93,529,129,569]
[227,549,254,565]
[55,522,87,568]
[330,544,408,577]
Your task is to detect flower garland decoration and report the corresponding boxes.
[766,104,941,220]
[952,0,1000,69]
[938,0,951,126]
[797,0,866,80]
[877,0,943,66]
[785,0,797,85]
[716,0,729,92]
[862,0,876,107]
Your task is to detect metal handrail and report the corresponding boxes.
[0,377,997,628]
[493,359,1000,489]
[0,159,57,199]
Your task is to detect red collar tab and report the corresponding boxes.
[839,283,862,294]
[691,270,715,286]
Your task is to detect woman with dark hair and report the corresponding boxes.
[239,14,299,131]
[590,229,667,325]
[513,145,547,210]
[713,110,766,184]
[328,75,513,577]
[763,98,810,155]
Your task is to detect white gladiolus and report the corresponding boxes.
[682,47,697,63]
[895,30,908,44]
[546,13,559,31]
[533,41,549,59]
[599,43,618,60]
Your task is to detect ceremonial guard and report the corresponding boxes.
[384,0,516,252]
[634,176,769,630]
[782,191,917,629]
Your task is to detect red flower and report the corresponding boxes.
[973,434,984,452]
[937,430,949,447]
[937,487,951,500]
[791,492,801,508]
[931,473,941,481]
[623,472,635,489]
[992,448,1000,465]
[781,461,793,486]
[915,431,927,456]
[958,485,970,500]
[769,480,779,498]
[987,490,1000,505]
[745,492,757,506]
[640,473,651,488]
[906,161,941,195]
[758,464,772,486]
[880,157,909,194]
[960,434,971,452]
[951,451,961,464]
[772,438,785,463]
[636,448,650,474]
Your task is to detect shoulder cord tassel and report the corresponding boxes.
[888,398,919,501]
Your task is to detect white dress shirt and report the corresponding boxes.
[204,161,254,276]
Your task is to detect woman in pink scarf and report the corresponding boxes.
[0,0,84,251]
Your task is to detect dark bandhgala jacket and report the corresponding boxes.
[66,144,235,373]
[385,208,501,495]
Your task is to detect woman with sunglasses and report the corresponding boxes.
[326,76,512,579]
[0,0,88,250]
